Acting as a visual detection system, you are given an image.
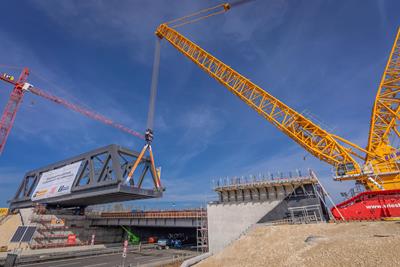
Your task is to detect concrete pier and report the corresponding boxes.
[207,174,328,253]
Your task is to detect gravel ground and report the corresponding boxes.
[197,221,400,267]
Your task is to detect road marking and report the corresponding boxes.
[54,262,82,267]
[22,259,83,266]
[21,249,195,267]
[84,263,109,267]
[21,251,126,266]
[134,255,175,265]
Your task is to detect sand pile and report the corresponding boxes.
[197,221,400,267]
[0,214,22,247]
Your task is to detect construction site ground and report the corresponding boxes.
[0,214,21,248]
[16,248,195,267]
[0,243,119,261]
[0,243,196,267]
[197,221,400,267]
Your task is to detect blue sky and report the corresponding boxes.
[0,0,399,209]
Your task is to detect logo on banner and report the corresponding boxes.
[49,186,57,194]
[58,185,70,192]
[33,189,48,198]
[51,218,65,226]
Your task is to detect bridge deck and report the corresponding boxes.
[89,209,206,228]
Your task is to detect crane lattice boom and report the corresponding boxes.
[367,29,400,160]
[155,2,400,191]
[156,24,363,172]
[0,68,29,154]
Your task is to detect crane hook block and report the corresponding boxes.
[145,128,154,143]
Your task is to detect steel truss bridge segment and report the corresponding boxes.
[367,28,400,162]
[156,24,365,173]
[9,144,162,211]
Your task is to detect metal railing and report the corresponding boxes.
[92,209,207,219]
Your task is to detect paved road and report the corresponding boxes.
[21,249,194,267]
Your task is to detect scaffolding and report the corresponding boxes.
[288,204,323,224]
[196,209,208,253]
[29,212,89,249]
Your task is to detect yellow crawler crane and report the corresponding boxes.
[155,3,400,220]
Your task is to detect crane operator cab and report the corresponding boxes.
[336,162,356,176]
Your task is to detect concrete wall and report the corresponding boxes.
[208,182,328,253]
[19,208,34,225]
[207,198,283,253]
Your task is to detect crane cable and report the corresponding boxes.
[124,38,162,189]
[166,3,229,28]
[165,0,255,29]
[146,38,161,134]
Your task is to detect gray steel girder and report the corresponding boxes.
[9,144,162,210]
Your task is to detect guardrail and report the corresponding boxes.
[91,209,207,219]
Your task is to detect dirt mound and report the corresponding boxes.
[0,214,22,247]
[197,221,400,267]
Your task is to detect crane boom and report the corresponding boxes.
[156,24,364,174]
[155,3,400,219]
[0,68,145,154]
[28,86,145,140]
[367,28,400,160]
[0,68,29,154]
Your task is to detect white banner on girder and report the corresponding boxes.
[31,161,82,201]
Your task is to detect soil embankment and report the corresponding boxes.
[197,221,400,267]
[0,214,22,247]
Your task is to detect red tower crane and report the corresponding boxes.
[0,67,144,155]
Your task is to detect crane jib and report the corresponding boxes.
[156,24,362,175]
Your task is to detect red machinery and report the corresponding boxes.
[332,190,400,220]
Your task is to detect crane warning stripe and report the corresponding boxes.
[31,161,82,201]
